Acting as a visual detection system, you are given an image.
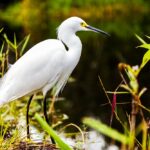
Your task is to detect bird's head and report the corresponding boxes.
[57,17,110,37]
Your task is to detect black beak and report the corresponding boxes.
[86,25,110,37]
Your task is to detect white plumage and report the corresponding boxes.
[0,16,109,106]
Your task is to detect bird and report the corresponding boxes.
[0,16,109,140]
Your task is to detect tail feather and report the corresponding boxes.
[0,83,16,106]
[0,91,10,106]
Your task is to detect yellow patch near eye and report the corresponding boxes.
[81,22,87,27]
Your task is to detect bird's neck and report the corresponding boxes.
[58,31,82,66]
[58,30,82,49]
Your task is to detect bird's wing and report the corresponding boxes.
[0,39,66,104]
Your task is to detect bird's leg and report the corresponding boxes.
[43,95,55,144]
[49,96,56,115]
[26,95,34,139]
[43,95,49,123]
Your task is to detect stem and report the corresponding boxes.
[142,120,147,150]
[49,96,56,115]
[129,95,138,150]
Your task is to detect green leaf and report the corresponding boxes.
[135,34,146,44]
[139,44,150,50]
[83,117,129,145]
[34,113,72,150]
[140,49,150,69]
[136,36,150,71]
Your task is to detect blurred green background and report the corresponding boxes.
[0,0,150,126]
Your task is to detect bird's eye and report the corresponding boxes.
[80,22,86,27]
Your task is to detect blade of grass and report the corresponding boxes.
[59,123,85,144]
[135,34,146,44]
[146,35,150,39]
[0,42,4,53]
[0,28,3,33]
[3,34,16,50]
[13,33,18,60]
[107,91,129,94]
[13,33,17,48]
[19,35,30,56]
[83,117,129,145]
[34,113,72,150]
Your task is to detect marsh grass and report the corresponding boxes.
[0,29,149,149]
[83,35,150,150]
[0,31,58,149]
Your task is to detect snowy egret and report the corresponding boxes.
[0,17,109,139]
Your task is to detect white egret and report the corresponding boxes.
[0,17,109,140]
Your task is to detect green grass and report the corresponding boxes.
[35,113,72,150]
[83,117,129,145]
[0,30,149,149]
